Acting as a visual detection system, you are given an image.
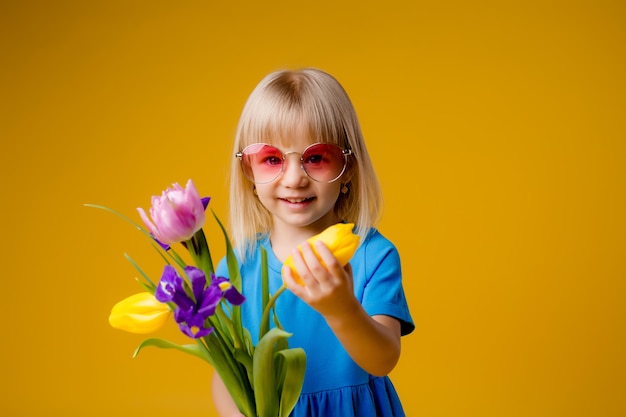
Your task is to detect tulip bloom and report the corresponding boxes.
[109,292,171,334]
[155,265,245,338]
[137,179,206,245]
[283,223,360,285]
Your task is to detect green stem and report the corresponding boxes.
[259,285,287,339]
[198,336,255,417]
[187,228,214,277]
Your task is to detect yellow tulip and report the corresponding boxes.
[283,223,360,285]
[109,292,171,334]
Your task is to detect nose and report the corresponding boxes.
[279,153,308,186]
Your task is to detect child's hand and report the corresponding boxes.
[284,238,403,377]
[283,240,360,319]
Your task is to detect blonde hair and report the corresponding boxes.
[229,68,383,259]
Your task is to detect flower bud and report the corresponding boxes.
[109,292,171,334]
[137,179,206,245]
[283,223,360,285]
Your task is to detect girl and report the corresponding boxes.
[213,68,414,416]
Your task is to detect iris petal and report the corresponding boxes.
[155,265,180,302]
[180,323,213,339]
[156,265,194,311]
[185,266,207,302]
[153,262,245,339]
[214,277,246,306]
[224,288,246,306]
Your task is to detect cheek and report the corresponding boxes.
[319,183,342,204]
[254,185,273,204]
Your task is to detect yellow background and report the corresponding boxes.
[1,0,624,416]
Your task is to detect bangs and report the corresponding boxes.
[236,71,349,150]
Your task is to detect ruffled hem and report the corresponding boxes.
[290,376,406,417]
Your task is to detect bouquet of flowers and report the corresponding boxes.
[88,179,306,417]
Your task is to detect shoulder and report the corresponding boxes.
[356,228,400,260]
[361,228,395,248]
[351,228,402,280]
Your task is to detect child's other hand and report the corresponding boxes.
[283,240,359,319]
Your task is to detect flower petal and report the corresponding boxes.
[156,266,195,311]
[137,180,206,245]
[282,223,360,286]
[180,323,213,339]
[155,265,181,302]
[109,292,171,334]
[185,266,207,302]
[196,284,222,317]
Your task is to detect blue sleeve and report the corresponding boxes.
[357,231,415,336]
[216,256,228,277]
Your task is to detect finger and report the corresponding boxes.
[342,262,354,292]
[312,240,354,294]
[301,241,322,267]
[302,241,336,285]
[283,265,306,296]
[306,241,330,282]
[343,261,353,276]
[312,239,343,275]
[290,244,316,287]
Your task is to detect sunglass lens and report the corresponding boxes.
[302,144,346,182]
[241,144,283,183]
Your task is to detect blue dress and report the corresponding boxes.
[216,228,415,416]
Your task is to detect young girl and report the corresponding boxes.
[213,68,414,416]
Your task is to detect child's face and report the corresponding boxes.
[253,127,345,235]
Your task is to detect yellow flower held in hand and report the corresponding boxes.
[283,223,360,286]
[109,292,171,334]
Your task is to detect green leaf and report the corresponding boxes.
[84,204,151,238]
[86,203,186,281]
[212,209,242,291]
[189,228,214,276]
[234,347,254,383]
[275,348,306,417]
[159,244,188,270]
[133,277,155,293]
[261,247,269,309]
[213,306,236,349]
[260,247,270,338]
[233,326,256,386]
[211,209,246,349]
[272,307,285,331]
[259,285,287,340]
[133,338,210,363]
[253,327,293,417]
[203,333,256,417]
[123,253,157,290]
[274,336,289,353]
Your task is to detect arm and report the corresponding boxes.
[283,240,402,376]
[212,371,245,417]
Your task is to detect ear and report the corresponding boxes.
[342,161,356,184]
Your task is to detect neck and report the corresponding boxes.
[269,215,340,262]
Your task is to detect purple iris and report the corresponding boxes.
[155,265,244,338]
[214,277,246,306]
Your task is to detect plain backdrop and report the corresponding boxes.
[1,1,625,416]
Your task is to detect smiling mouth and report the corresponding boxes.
[282,197,314,203]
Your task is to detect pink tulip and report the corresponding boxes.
[137,179,206,245]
